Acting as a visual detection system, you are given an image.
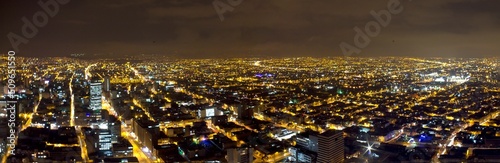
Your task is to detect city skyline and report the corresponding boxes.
[1,0,500,58]
[1,56,499,162]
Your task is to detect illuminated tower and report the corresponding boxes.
[103,76,110,92]
[89,78,103,120]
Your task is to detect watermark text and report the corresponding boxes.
[6,51,18,156]
[213,0,244,21]
[340,0,407,57]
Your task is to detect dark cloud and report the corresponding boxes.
[0,0,498,58]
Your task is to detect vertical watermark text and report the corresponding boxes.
[6,51,18,156]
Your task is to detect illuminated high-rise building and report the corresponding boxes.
[89,78,103,120]
[103,76,110,92]
[94,129,113,156]
[317,130,344,163]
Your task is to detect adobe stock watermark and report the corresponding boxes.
[6,51,18,156]
[213,0,244,21]
[7,0,70,52]
[340,0,409,57]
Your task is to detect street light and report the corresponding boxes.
[364,141,374,155]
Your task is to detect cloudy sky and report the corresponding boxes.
[1,0,499,58]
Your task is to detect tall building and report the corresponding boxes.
[24,77,30,89]
[94,129,113,156]
[226,147,254,163]
[236,105,253,120]
[317,130,344,163]
[290,147,315,163]
[293,130,319,162]
[89,78,103,120]
[295,133,318,152]
[108,116,121,143]
[132,119,161,153]
[103,76,110,92]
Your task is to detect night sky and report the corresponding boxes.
[1,0,499,58]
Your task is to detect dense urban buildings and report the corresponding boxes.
[0,56,499,162]
[89,78,103,121]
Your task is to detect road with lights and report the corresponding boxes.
[103,96,155,163]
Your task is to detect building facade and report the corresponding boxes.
[89,79,103,120]
[317,130,344,163]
